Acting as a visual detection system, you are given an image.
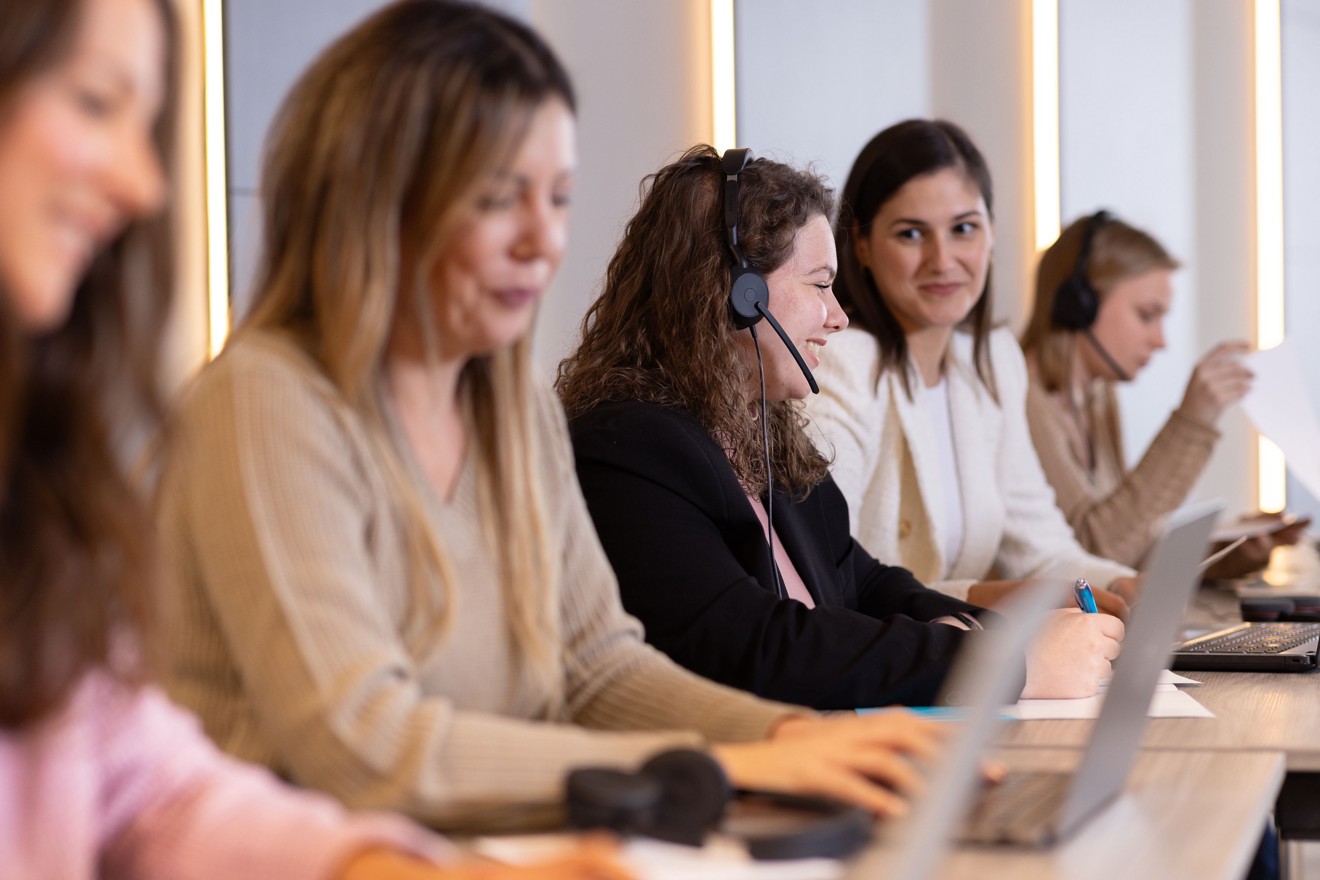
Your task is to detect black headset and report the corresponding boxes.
[1050,209,1130,381]
[565,749,873,860]
[1050,209,1111,331]
[720,148,819,395]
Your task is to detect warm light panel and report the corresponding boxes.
[1254,0,1286,511]
[710,0,736,152]
[1031,0,1060,253]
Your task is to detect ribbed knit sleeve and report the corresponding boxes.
[1025,378,1218,568]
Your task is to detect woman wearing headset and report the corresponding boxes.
[805,119,1137,614]
[1021,212,1303,577]
[557,146,1121,711]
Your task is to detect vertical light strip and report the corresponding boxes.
[202,0,230,358]
[1031,0,1060,253]
[710,0,737,151]
[1254,0,1286,512]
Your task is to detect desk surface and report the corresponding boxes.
[849,748,1284,880]
[997,585,1320,769]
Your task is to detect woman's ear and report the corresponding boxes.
[853,228,871,267]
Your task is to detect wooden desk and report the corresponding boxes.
[995,669,1320,770]
[849,748,1284,880]
[996,586,1320,769]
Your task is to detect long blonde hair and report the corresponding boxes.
[241,0,574,706]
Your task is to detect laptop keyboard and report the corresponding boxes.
[962,771,1070,844]
[1180,622,1320,654]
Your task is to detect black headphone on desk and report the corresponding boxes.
[1050,209,1130,381]
[721,148,819,395]
[565,749,873,860]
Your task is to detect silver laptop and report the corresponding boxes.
[960,500,1220,847]
[847,501,1221,876]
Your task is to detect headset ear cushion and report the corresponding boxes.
[640,749,732,846]
[729,267,770,329]
[1051,277,1099,330]
[564,767,661,835]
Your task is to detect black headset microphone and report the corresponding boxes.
[1050,209,1130,382]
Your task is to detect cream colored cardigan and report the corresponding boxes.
[806,326,1133,601]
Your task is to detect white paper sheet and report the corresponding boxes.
[1003,684,1213,720]
[1242,339,1320,502]
[1160,669,1201,687]
[1095,669,1200,691]
[1213,514,1303,543]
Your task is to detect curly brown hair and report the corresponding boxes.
[557,145,834,498]
[0,0,178,728]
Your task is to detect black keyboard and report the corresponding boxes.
[1180,622,1320,654]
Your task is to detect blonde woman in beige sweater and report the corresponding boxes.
[155,0,944,834]
[1021,211,1303,576]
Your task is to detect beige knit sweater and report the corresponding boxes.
[1023,359,1219,569]
[155,330,791,831]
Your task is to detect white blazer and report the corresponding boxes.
[806,326,1133,601]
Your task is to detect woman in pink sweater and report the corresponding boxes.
[0,0,629,878]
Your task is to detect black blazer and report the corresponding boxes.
[569,399,990,709]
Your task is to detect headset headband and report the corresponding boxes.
[722,148,752,268]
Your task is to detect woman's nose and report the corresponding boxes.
[109,130,167,219]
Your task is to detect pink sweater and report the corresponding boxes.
[0,672,451,879]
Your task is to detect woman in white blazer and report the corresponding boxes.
[805,119,1134,614]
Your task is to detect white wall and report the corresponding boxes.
[221,0,1294,519]
[736,0,930,188]
[529,0,713,371]
[1283,0,1320,518]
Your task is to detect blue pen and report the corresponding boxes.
[1073,578,1098,613]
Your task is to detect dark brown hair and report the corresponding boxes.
[834,118,997,399]
[0,0,178,728]
[1022,213,1180,392]
[557,145,834,497]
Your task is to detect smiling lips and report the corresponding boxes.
[493,286,541,308]
[55,209,114,273]
[919,281,963,298]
